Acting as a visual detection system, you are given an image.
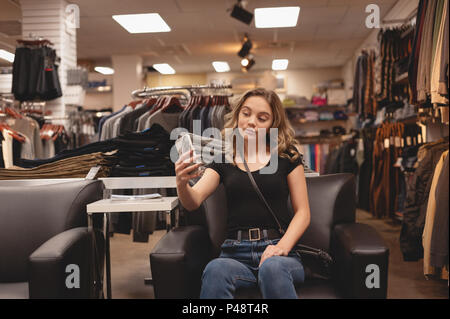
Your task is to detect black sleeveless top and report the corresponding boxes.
[206,153,304,238]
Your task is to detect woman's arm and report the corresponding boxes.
[175,151,220,211]
[260,164,311,265]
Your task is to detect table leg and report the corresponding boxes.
[175,207,180,228]
[104,213,112,299]
[88,213,97,298]
[165,210,171,232]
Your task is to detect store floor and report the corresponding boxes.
[108,209,448,299]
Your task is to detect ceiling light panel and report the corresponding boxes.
[272,59,289,70]
[0,49,15,63]
[212,61,230,73]
[95,66,114,75]
[112,13,171,33]
[153,63,176,74]
[255,7,300,28]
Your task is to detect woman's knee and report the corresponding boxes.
[258,256,286,280]
[202,258,236,283]
[259,256,304,284]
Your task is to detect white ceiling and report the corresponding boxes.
[0,0,398,72]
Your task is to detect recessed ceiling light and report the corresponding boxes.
[112,13,171,33]
[153,63,176,74]
[95,66,114,75]
[255,7,300,28]
[272,59,289,70]
[212,61,230,73]
[0,49,14,63]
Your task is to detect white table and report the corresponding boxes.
[86,177,178,299]
[87,197,179,231]
[86,196,179,299]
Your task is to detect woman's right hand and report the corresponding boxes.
[175,150,204,187]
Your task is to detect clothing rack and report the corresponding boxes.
[131,84,233,100]
[16,33,54,47]
[20,101,46,114]
[381,7,418,26]
[43,116,70,121]
[0,96,14,106]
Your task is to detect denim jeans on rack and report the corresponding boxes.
[200,238,305,299]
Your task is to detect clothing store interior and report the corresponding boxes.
[0,0,448,300]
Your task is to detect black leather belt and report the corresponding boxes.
[230,228,281,241]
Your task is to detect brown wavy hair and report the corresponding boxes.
[222,88,301,163]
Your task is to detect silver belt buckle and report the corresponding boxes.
[248,228,261,241]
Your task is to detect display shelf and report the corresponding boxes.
[291,119,348,126]
[285,105,347,112]
[295,135,344,144]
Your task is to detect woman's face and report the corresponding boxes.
[237,96,274,141]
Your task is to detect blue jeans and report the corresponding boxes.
[200,239,305,299]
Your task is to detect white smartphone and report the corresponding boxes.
[175,134,205,175]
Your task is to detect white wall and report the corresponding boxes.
[207,67,342,101]
[83,72,113,110]
[112,55,144,111]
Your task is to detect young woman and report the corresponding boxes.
[175,88,311,299]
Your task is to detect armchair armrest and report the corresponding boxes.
[28,227,104,299]
[332,223,389,299]
[150,225,212,299]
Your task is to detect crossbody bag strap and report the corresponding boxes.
[240,153,285,236]
[240,152,325,255]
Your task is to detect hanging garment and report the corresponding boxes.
[430,151,449,269]
[369,123,404,218]
[1,129,14,168]
[358,128,376,211]
[416,0,437,102]
[119,99,155,135]
[437,0,449,98]
[12,45,62,102]
[8,116,44,159]
[430,0,449,105]
[98,105,127,139]
[100,106,130,141]
[400,139,449,261]
[408,0,428,104]
[364,50,377,118]
[422,150,447,277]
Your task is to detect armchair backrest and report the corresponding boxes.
[0,180,103,283]
[196,173,355,257]
[293,174,356,251]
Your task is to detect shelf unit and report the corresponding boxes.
[285,104,347,112]
[287,104,354,146]
[295,135,344,144]
[292,119,348,125]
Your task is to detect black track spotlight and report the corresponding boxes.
[237,34,252,58]
[230,0,253,25]
[241,54,255,72]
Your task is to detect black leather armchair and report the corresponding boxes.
[0,180,105,299]
[150,174,389,299]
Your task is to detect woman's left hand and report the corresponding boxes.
[259,245,286,267]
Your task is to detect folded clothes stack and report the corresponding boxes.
[304,111,319,122]
[0,151,118,180]
[333,110,348,120]
[319,112,334,121]
[110,124,175,177]
[17,139,118,168]
[8,124,175,179]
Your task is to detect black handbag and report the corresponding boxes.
[240,155,334,280]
